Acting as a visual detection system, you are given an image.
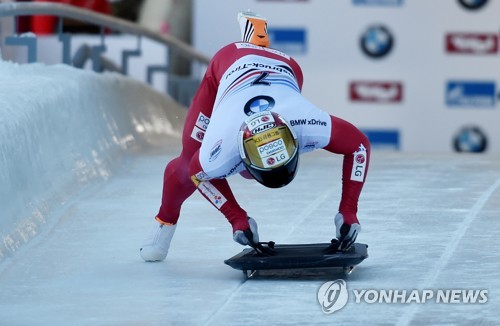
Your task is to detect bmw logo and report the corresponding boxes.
[453,126,488,153]
[244,95,275,116]
[457,0,488,10]
[360,25,394,59]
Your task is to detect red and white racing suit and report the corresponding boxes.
[155,42,370,234]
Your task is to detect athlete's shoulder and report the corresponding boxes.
[210,42,303,87]
[213,42,291,61]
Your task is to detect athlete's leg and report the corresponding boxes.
[155,107,209,224]
[156,154,196,225]
[323,115,371,224]
[140,77,215,261]
[140,143,195,261]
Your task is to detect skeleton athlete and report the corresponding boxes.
[140,11,371,261]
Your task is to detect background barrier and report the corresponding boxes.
[0,2,210,106]
[193,0,500,152]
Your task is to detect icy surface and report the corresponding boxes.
[1,150,499,325]
[1,61,499,325]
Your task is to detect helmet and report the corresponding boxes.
[238,111,299,188]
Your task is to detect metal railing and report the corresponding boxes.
[0,2,210,106]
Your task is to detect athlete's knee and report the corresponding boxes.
[165,151,196,183]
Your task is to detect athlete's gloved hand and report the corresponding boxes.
[334,212,361,251]
[233,217,259,246]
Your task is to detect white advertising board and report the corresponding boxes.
[193,0,500,152]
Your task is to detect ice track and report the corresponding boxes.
[1,148,499,326]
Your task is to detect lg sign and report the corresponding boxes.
[350,81,403,103]
[446,33,499,54]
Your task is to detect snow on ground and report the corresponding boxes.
[1,60,499,325]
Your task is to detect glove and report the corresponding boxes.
[334,212,361,251]
[233,217,259,246]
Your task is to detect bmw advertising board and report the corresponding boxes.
[360,25,394,59]
[457,0,489,10]
[453,126,488,153]
[193,0,500,152]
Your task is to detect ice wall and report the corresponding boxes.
[0,60,186,260]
